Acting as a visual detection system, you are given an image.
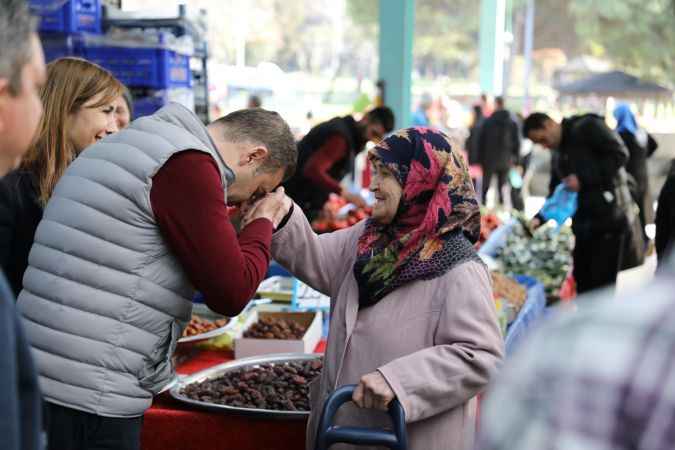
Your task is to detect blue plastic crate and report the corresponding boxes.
[39,33,84,63]
[30,0,102,34]
[132,88,194,118]
[133,94,165,118]
[81,45,192,89]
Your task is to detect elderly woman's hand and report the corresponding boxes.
[240,187,292,229]
[352,371,396,411]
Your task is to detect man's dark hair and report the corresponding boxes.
[212,108,297,181]
[365,106,395,133]
[522,112,552,138]
[0,0,37,95]
[495,96,505,109]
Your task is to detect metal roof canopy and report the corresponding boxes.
[557,70,672,98]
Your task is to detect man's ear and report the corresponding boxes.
[240,145,269,166]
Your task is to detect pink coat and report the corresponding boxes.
[271,206,504,450]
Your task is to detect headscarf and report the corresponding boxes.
[614,103,638,135]
[353,127,482,307]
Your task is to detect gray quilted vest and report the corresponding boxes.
[17,103,233,417]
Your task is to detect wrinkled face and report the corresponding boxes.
[113,95,131,129]
[527,120,561,150]
[0,34,47,169]
[370,158,403,225]
[67,91,119,153]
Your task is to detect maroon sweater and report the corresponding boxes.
[150,151,272,316]
[302,134,348,194]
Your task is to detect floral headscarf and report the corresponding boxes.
[353,127,481,307]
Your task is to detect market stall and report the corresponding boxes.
[141,346,325,450]
[140,284,329,450]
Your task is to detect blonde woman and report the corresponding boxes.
[0,57,123,295]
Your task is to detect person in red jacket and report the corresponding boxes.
[284,107,395,219]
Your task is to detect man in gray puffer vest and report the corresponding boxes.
[17,103,297,450]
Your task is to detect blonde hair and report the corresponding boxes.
[21,57,124,206]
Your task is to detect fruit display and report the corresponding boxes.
[181,359,323,411]
[243,316,307,340]
[495,220,574,298]
[491,271,527,311]
[183,315,229,338]
[311,194,371,233]
[478,213,502,247]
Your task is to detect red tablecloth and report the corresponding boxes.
[141,342,326,450]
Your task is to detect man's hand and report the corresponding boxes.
[563,174,580,192]
[241,187,292,229]
[352,371,396,411]
[342,191,367,208]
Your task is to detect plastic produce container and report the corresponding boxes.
[82,44,192,89]
[30,0,102,34]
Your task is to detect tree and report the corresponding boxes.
[346,0,481,78]
[569,0,675,85]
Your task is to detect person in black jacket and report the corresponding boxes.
[523,112,629,294]
[656,160,675,267]
[284,106,394,219]
[613,103,658,243]
[0,1,47,449]
[476,96,520,206]
[465,104,484,181]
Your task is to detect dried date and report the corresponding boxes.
[183,315,229,337]
[181,359,323,412]
[243,316,307,340]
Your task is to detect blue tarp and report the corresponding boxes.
[504,275,547,355]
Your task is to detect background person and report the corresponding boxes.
[524,112,629,294]
[613,102,658,244]
[114,86,133,129]
[284,106,394,219]
[247,94,262,108]
[656,160,675,267]
[476,96,521,207]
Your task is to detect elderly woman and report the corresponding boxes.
[249,128,503,449]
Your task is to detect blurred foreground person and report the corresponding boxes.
[0,1,47,449]
[479,256,675,450]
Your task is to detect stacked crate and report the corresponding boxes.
[102,4,206,122]
[31,0,196,119]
